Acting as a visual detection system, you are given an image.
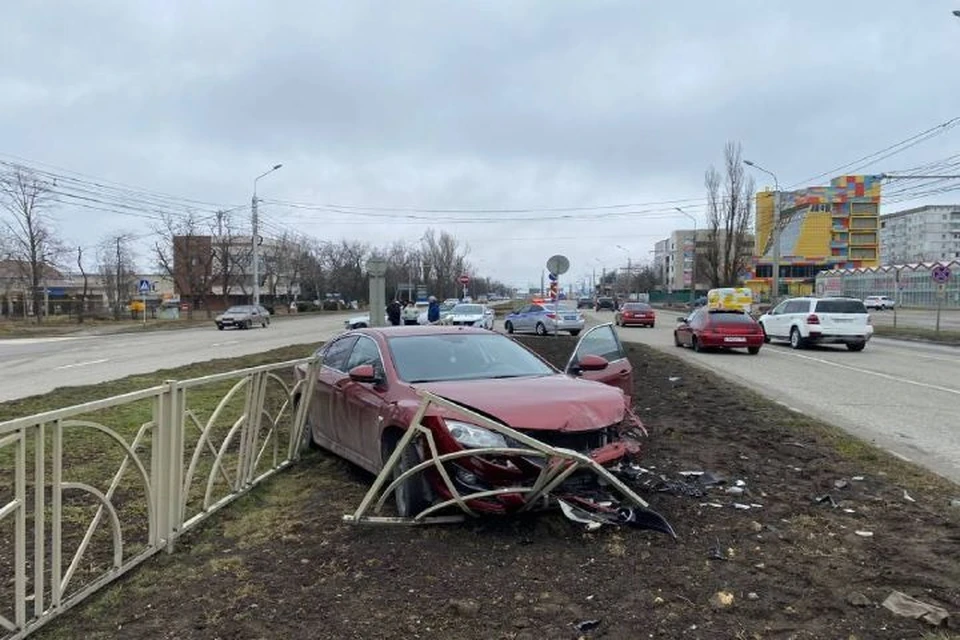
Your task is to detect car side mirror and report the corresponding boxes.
[348,364,380,384]
[569,353,609,376]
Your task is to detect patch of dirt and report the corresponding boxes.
[32,337,960,640]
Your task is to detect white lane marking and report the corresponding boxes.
[0,337,85,345]
[54,358,110,370]
[211,340,240,347]
[767,349,960,396]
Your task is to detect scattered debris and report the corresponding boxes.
[903,490,916,503]
[854,531,874,538]
[667,376,681,382]
[733,503,751,510]
[846,592,872,607]
[734,479,746,487]
[709,591,735,609]
[834,479,849,490]
[852,476,865,481]
[750,504,764,509]
[749,521,763,533]
[697,471,726,487]
[653,596,665,606]
[814,494,839,508]
[448,598,481,618]
[951,499,960,509]
[574,619,601,632]
[699,502,723,509]
[843,508,857,514]
[725,486,745,496]
[882,590,949,626]
[679,470,704,477]
[707,539,728,561]
[747,592,760,601]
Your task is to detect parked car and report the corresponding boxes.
[215,305,270,330]
[863,295,896,310]
[441,303,495,330]
[595,297,616,311]
[615,302,656,328]
[673,308,764,354]
[757,297,872,351]
[294,324,662,521]
[576,296,594,309]
[345,313,385,329]
[503,302,585,336]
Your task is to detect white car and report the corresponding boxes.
[441,303,494,330]
[344,313,387,329]
[757,297,873,351]
[863,295,896,310]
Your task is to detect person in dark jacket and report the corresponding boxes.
[427,296,440,324]
[387,299,402,326]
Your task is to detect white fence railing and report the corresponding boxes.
[0,357,318,640]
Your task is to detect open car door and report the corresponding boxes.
[564,323,633,402]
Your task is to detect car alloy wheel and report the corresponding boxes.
[789,327,803,349]
[692,336,702,352]
[535,322,547,336]
[504,321,514,334]
[383,439,430,518]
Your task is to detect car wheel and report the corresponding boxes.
[568,330,580,337]
[759,323,770,343]
[692,336,702,352]
[673,332,682,347]
[846,341,866,352]
[217,324,224,331]
[535,322,547,336]
[748,346,761,355]
[504,321,514,334]
[382,437,430,518]
[789,327,803,349]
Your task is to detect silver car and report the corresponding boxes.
[503,301,585,336]
[215,305,270,330]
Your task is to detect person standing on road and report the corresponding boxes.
[387,299,402,326]
[402,300,420,326]
[427,296,440,324]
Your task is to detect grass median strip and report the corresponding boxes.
[4,338,960,639]
[873,324,960,345]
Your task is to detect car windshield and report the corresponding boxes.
[452,304,484,315]
[816,300,867,313]
[387,333,555,383]
[708,310,755,323]
[225,306,251,313]
[623,303,651,311]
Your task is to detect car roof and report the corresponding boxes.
[350,325,493,338]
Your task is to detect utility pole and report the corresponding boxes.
[251,164,282,306]
[743,161,781,303]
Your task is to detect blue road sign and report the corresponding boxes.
[932,265,951,284]
[548,273,558,281]
[138,279,151,293]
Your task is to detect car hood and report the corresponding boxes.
[416,375,625,432]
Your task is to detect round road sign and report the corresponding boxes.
[457,274,470,285]
[932,264,951,284]
[546,254,570,275]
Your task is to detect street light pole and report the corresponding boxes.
[674,207,697,304]
[743,160,781,302]
[616,245,632,300]
[251,164,283,306]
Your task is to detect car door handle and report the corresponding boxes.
[618,370,629,378]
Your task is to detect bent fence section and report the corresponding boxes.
[0,357,318,640]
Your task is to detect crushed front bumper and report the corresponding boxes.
[342,390,675,538]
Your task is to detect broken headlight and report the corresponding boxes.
[445,421,508,449]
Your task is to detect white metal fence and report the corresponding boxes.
[0,357,318,640]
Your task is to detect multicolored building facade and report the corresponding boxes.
[745,175,882,298]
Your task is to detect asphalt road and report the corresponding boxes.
[590,308,960,485]
[0,314,352,404]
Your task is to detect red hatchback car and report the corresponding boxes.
[673,308,764,355]
[295,324,651,517]
[615,302,656,328]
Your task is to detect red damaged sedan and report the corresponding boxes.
[673,308,764,355]
[294,324,665,523]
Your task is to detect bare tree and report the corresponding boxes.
[76,246,90,323]
[420,229,470,299]
[211,209,251,309]
[99,233,138,320]
[703,142,755,288]
[0,166,62,322]
[154,211,214,319]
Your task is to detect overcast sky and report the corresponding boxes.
[2,1,960,290]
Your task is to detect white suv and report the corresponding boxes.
[757,297,873,351]
[863,295,895,310]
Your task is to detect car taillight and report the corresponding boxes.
[806,314,820,325]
